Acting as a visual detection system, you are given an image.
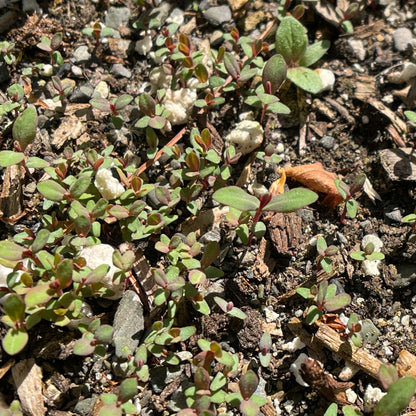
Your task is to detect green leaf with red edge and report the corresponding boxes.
[213,186,259,211]
[112,250,134,272]
[185,151,200,172]
[74,215,91,237]
[239,370,259,400]
[324,293,351,312]
[378,363,398,390]
[90,97,112,112]
[262,54,287,93]
[25,284,55,308]
[148,115,166,130]
[240,399,260,416]
[38,180,67,202]
[2,328,28,355]
[194,367,211,391]
[224,52,240,79]
[264,188,318,212]
[0,151,25,167]
[139,93,156,117]
[12,106,38,150]
[73,336,96,356]
[195,63,208,83]
[0,240,25,264]
[316,237,327,255]
[228,307,247,320]
[155,186,171,205]
[69,176,91,199]
[108,205,131,219]
[56,259,73,289]
[188,269,206,285]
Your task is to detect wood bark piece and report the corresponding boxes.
[0,164,25,224]
[12,359,46,416]
[367,98,408,134]
[315,322,384,380]
[396,350,416,378]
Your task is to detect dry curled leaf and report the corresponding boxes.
[283,162,343,208]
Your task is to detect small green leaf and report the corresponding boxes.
[275,16,308,65]
[32,229,50,253]
[224,52,240,79]
[324,403,338,416]
[405,111,416,124]
[262,54,287,93]
[38,180,67,202]
[2,328,28,355]
[213,186,259,211]
[350,251,365,261]
[264,188,318,212]
[298,40,331,67]
[25,284,55,307]
[287,67,322,94]
[4,294,25,323]
[73,336,96,356]
[240,399,260,416]
[342,405,362,416]
[324,293,351,312]
[94,325,113,344]
[26,156,49,168]
[114,94,133,111]
[0,240,25,264]
[70,176,91,199]
[378,364,398,390]
[0,151,25,167]
[12,106,38,150]
[305,305,322,324]
[374,375,416,416]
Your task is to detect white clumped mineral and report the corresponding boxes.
[363,384,386,413]
[164,88,197,125]
[290,353,310,387]
[94,168,125,201]
[79,244,124,299]
[135,35,153,55]
[225,120,264,155]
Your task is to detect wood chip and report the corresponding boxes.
[315,323,384,380]
[0,359,15,380]
[0,164,25,224]
[396,350,416,378]
[12,359,46,416]
[52,117,86,149]
[379,148,416,181]
[353,75,377,101]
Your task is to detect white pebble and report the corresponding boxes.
[225,120,264,155]
[363,384,386,413]
[290,353,310,386]
[135,35,153,55]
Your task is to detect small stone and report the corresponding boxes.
[362,259,381,276]
[111,63,132,78]
[39,64,53,77]
[387,62,416,84]
[105,7,131,29]
[319,135,335,150]
[384,205,403,222]
[379,148,416,181]
[22,0,41,13]
[135,35,153,55]
[94,81,109,99]
[166,8,185,26]
[70,84,93,103]
[393,27,414,52]
[339,362,360,381]
[71,45,91,64]
[276,143,285,153]
[244,10,265,31]
[392,264,416,289]
[73,397,98,416]
[316,68,336,93]
[71,65,83,77]
[112,290,144,358]
[360,319,381,344]
[203,6,232,26]
[290,353,310,386]
[228,0,249,11]
[346,388,357,404]
[347,39,366,61]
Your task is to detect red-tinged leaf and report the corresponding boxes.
[194,367,211,391]
[239,370,259,400]
[200,241,219,269]
[155,186,171,205]
[0,240,25,264]
[284,163,344,208]
[108,205,131,219]
[195,63,208,83]
[139,93,156,117]
[324,293,351,312]
[114,94,133,111]
[51,32,63,50]
[185,151,200,172]
[224,52,240,79]
[12,106,38,150]
[56,259,73,289]
[193,350,215,369]
[213,186,259,211]
[152,269,167,287]
[25,284,55,307]
[262,54,287,94]
[90,97,112,112]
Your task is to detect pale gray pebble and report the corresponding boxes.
[384,205,403,222]
[111,63,132,78]
[203,5,232,26]
[298,208,315,223]
[71,65,83,77]
[22,0,41,13]
[149,366,183,393]
[105,7,131,29]
[347,39,366,61]
[112,290,144,358]
[320,135,335,150]
[71,45,91,64]
[360,319,381,344]
[70,84,93,103]
[393,27,414,52]
[73,397,98,415]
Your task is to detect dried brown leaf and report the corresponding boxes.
[284,162,343,208]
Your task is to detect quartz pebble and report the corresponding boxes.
[393,27,414,51]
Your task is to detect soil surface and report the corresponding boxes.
[0,0,416,415]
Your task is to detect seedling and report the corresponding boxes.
[296,280,351,324]
[350,242,385,262]
[334,173,366,224]
[98,378,138,416]
[213,185,318,245]
[274,16,330,94]
[82,22,115,50]
[36,33,64,66]
[316,236,338,274]
[213,297,247,320]
[259,332,272,367]
[51,76,72,110]
[90,94,133,129]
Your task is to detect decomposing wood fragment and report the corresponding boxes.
[367,98,408,134]
[12,359,46,416]
[396,350,416,378]
[300,357,354,405]
[315,323,384,380]
[324,97,355,125]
